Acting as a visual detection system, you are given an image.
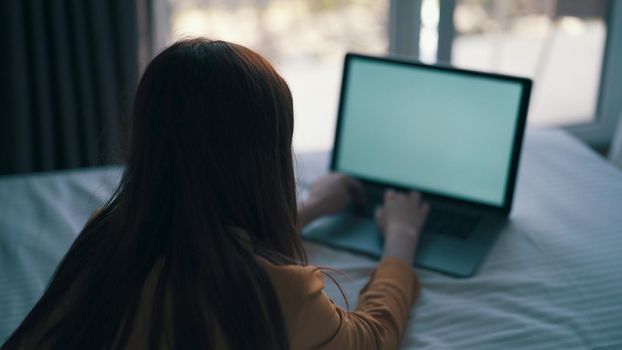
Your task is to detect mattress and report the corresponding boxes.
[1,128,621,349]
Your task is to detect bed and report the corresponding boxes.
[1,128,621,349]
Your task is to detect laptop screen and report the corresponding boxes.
[333,55,529,208]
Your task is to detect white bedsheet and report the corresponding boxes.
[1,128,621,349]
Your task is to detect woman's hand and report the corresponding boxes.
[375,190,430,263]
[307,173,364,216]
[298,173,364,229]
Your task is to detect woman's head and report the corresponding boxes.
[127,38,304,260]
[3,39,302,350]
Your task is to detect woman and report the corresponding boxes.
[2,39,429,350]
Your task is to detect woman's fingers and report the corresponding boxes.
[374,206,385,231]
[346,176,366,204]
[385,189,397,202]
[421,201,430,215]
[408,191,421,202]
[385,189,422,204]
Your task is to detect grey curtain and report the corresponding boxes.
[0,0,152,175]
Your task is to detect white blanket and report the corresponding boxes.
[1,128,621,349]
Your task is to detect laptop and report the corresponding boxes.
[301,53,532,277]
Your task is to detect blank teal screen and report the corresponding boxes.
[335,57,524,207]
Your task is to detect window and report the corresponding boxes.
[157,0,622,150]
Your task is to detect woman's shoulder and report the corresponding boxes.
[233,228,324,295]
[258,258,324,295]
[256,258,325,322]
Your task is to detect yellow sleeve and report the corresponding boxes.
[291,258,420,350]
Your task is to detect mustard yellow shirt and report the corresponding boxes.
[21,227,420,350]
[262,256,420,349]
[129,231,421,349]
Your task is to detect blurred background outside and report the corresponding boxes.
[166,0,609,152]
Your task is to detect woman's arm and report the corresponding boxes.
[375,190,429,264]
[293,178,429,349]
[291,260,419,350]
[297,200,324,229]
[297,173,364,230]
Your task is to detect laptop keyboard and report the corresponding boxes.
[422,209,481,239]
[352,202,481,240]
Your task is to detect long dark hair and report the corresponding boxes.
[2,38,306,349]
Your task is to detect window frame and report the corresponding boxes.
[389,0,422,57]
[565,0,622,150]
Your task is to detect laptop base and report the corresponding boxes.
[301,208,506,277]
